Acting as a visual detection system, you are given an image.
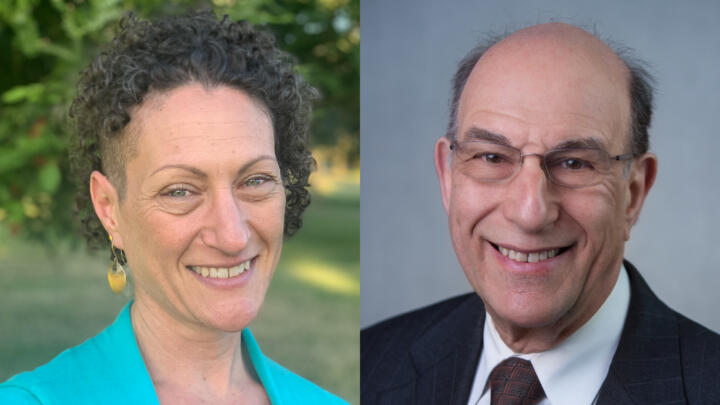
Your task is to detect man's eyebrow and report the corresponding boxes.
[462,127,609,151]
[150,156,277,178]
[463,127,512,146]
[552,137,606,151]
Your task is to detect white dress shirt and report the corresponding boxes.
[467,265,630,405]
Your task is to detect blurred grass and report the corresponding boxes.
[0,190,359,404]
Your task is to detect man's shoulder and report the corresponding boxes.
[361,292,483,396]
[361,292,480,350]
[676,311,720,347]
[614,262,720,402]
[625,261,720,350]
[675,312,720,402]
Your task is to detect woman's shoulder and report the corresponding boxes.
[242,329,349,404]
[0,303,157,405]
[262,356,348,404]
[0,385,42,404]
[0,329,116,403]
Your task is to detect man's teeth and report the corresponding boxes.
[190,260,251,279]
[498,246,559,263]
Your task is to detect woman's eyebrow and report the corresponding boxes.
[151,164,207,178]
[150,155,278,178]
[236,155,278,175]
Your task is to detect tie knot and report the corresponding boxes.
[489,357,545,405]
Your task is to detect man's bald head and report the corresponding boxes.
[446,23,654,156]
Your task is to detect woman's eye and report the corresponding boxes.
[164,188,191,198]
[245,176,274,187]
[246,177,265,186]
[157,185,201,215]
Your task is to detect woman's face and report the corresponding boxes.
[110,84,285,332]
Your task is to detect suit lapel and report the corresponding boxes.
[597,261,686,405]
[405,294,486,404]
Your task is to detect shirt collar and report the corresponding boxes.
[472,264,630,405]
[241,328,283,403]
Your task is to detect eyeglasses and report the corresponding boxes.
[449,140,635,188]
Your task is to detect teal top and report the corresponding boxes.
[0,303,347,404]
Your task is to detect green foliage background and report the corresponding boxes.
[0,0,359,243]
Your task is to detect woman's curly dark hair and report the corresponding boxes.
[69,10,317,249]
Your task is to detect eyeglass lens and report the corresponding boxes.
[452,141,618,188]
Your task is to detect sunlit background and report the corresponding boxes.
[0,0,359,403]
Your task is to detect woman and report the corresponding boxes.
[0,10,347,404]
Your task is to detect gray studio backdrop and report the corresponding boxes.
[360,0,720,331]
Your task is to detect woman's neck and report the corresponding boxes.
[130,295,268,404]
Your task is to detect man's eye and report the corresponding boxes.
[477,153,508,164]
[560,158,593,170]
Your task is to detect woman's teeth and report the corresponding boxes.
[498,246,560,263]
[190,260,251,279]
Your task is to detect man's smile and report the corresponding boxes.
[489,242,573,263]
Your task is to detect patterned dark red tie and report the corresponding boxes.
[489,357,546,405]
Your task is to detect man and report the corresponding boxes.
[361,23,720,404]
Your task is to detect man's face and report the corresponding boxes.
[435,25,656,338]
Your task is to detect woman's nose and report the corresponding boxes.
[201,188,250,254]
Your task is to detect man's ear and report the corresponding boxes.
[623,153,657,240]
[434,137,454,213]
[89,170,125,249]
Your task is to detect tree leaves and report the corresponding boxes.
[0,0,358,244]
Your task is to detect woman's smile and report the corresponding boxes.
[185,258,257,290]
[188,258,253,279]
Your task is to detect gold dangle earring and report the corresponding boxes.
[108,234,127,294]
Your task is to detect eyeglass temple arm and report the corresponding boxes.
[613,153,635,161]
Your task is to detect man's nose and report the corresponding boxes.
[501,155,560,232]
[201,189,250,254]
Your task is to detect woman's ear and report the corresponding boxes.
[89,170,125,249]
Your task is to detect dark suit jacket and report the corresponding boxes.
[361,261,720,404]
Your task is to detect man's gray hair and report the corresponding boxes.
[445,31,655,157]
